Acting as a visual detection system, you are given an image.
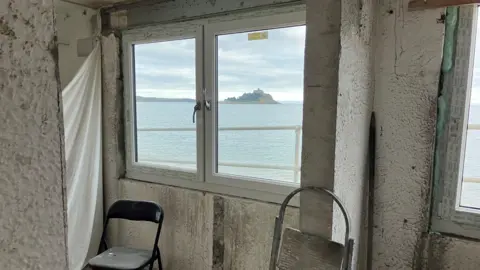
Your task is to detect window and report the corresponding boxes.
[123,10,306,202]
[432,6,480,238]
[133,38,198,172]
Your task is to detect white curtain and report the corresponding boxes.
[62,44,103,270]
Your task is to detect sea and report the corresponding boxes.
[135,101,303,183]
[135,101,480,209]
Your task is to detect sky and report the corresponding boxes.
[133,25,306,102]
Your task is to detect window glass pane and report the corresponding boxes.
[133,38,197,171]
[215,25,305,183]
[461,12,480,208]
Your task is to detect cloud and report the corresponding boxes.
[133,25,306,101]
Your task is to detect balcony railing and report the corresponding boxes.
[137,125,302,183]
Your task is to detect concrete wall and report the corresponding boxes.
[334,0,376,267]
[372,1,480,269]
[55,0,96,88]
[372,0,447,269]
[0,0,68,269]
[301,1,377,269]
[117,180,299,270]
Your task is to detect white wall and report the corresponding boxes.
[55,0,97,88]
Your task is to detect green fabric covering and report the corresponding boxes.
[441,7,458,73]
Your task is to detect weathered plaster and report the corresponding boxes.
[55,0,96,88]
[300,0,340,239]
[101,33,125,246]
[118,179,299,270]
[428,234,480,270]
[334,0,376,268]
[0,0,68,268]
[372,0,443,268]
[125,0,303,28]
[219,195,298,270]
[118,179,212,270]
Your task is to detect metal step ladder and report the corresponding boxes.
[269,186,354,270]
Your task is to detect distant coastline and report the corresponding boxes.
[136,96,195,103]
[136,89,282,104]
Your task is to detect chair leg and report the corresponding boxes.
[157,247,163,270]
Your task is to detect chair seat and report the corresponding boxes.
[88,247,153,270]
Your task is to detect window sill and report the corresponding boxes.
[124,169,300,207]
[431,216,480,240]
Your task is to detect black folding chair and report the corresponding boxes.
[87,200,164,270]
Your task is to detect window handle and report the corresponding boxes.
[203,88,211,111]
[192,101,201,123]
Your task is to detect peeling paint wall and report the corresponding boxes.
[55,0,96,88]
[372,0,443,269]
[0,0,68,269]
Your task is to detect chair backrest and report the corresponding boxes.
[107,200,164,223]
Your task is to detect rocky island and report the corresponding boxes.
[223,89,279,104]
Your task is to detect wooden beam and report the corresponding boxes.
[409,0,480,10]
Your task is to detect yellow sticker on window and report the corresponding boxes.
[248,32,268,41]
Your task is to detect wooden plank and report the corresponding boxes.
[409,0,480,11]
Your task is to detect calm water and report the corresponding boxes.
[135,101,303,182]
[135,101,480,207]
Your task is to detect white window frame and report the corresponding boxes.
[204,12,305,195]
[123,22,204,183]
[122,7,306,204]
[432,6,480,239]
